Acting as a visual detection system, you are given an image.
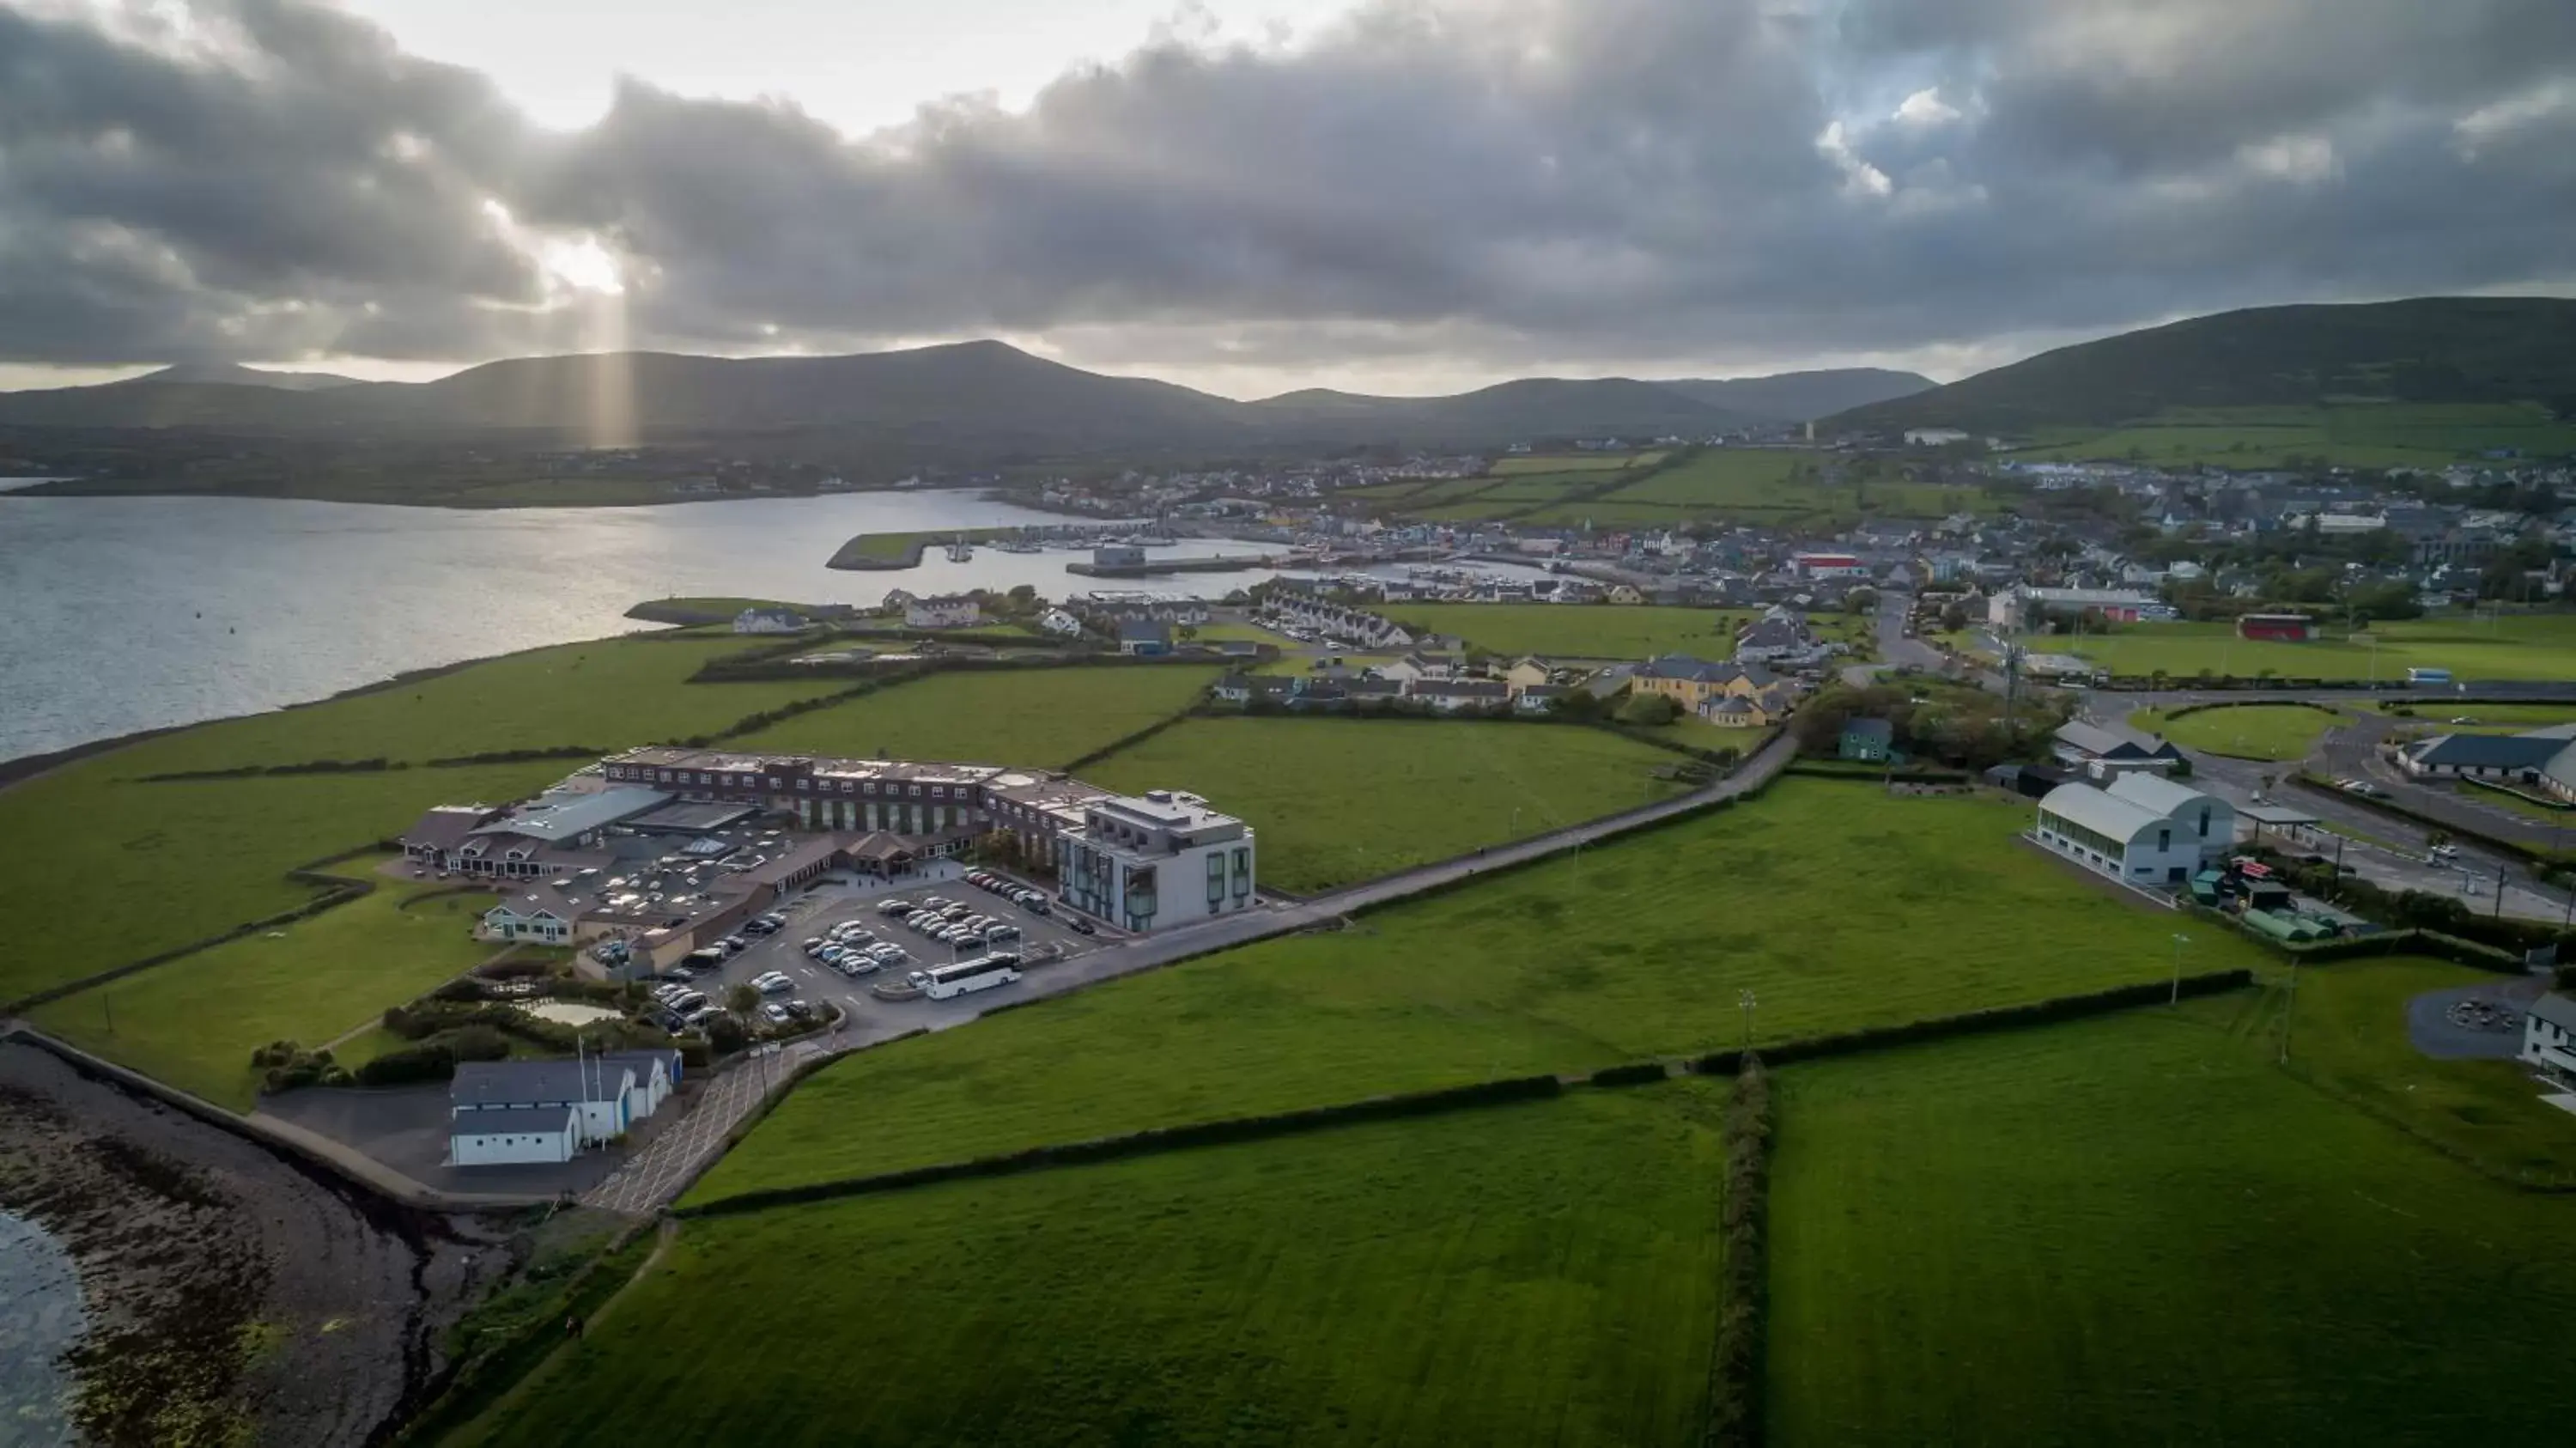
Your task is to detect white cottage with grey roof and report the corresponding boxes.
[2523,994,2576,1084]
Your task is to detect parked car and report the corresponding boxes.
[984,923,1021,942]
[878,899,914,916]
[761,1002,791,1025]
[754,972,794,995]
[1068,917,1097,935]
[719,935,748,955]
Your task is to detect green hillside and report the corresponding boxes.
[1835,296,2576,436]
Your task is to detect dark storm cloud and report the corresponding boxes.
[1,0,2571,379]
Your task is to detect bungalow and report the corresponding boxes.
[1733,610,1827,667]
[479,894,575,945]
[1116,618,1175,656]
[2522,994,2576,1085]
[1409,678,1511,714]
[1697,694,1777,728]
[904,594,982,629]
[1514,684,1568,716]
[1503,657,1556,695]
[2051,721,2184,778]
[2398,733,2576,792]
[1376,652,1464,686]
[732,606,810,635]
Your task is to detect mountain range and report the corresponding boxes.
[0,345,1929,452]
[1828,296,2576,433]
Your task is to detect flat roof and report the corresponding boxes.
[471,787,671,843]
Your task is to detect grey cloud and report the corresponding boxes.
[0,0,2571,383]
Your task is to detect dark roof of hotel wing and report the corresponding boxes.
[399,805,499,852]
[451,1059,632,1109]
[447,1105,580,1137]
[743,836,843,885]
[2408,733,2573,770]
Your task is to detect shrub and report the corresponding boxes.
[1707,1056,1772,1448]
[1616,691,1680,727]
[1589,1061,1672,1087]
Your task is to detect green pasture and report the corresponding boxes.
[459,1084,1730,1448]
[30,861,496,1109]
[1769,995,2576,1445]
[1491,451,1661,474]
[2012,402,2576,470]
[2128,703,2345,760]
[726,664,1224,768]
[1382,602,1870,661]
[2057,615,2576,682]
[690,779,2273,1199]
[1082,717,1689,891]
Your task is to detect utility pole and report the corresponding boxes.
[2279,953,2300,1066]
[2169,933,2191,1006]
[1739,989,1758,1050]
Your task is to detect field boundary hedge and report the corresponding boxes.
[678,1074,1566,1219]
[1704,1056,1771,1448]
[3,849,389,1014]
[1690,969,2255,1074]
[2155,698,2344,723]
[685,969,2256,1221]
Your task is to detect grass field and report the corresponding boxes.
[2129,703,2343,760]
[1769,1001,2576,1445]
[1081,718,1689,891]
[460,1084,1730,1448]
[725,664,1224,769]
[690,778,2274,1198]
[1381,604,1849,660]
[2277,957,2576,1181]
[1586,449,2003,524]
[2010,402,2576,470]
[29,862,496,1109]
[1491,452,1662,473]
[2387,703,2576,731]
[0,759,566,1007]
[2053,614,2576,681]
[103,635,848,775]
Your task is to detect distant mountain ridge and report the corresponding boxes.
[1649,368,1935,423]
[0,343,1870,449]
[123,362,363,392]
[1829,296,2576,433]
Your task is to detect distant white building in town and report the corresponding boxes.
[904,594,982,629]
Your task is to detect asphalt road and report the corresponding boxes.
[2080,691,2576,925]
[578,733,1801,1214]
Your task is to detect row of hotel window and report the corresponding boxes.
[1206,849,1255,903]
[618,765,972,800]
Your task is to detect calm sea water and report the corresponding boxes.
[0,1209,84,1445]
[0,490,1527,764]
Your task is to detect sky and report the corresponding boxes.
[2,0,2573,398]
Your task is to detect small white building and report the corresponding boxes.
[448,1055,672,1165]
[2523,994,2576,1084]
[732,607,809,635]
[1037,608,1084,636]
[479,894,574,944]
[449,1105,580,1167]
[1056,790,1256,934]
[1905,427,1971,447]
[905,594,981,629]
[2032,775,2233,888]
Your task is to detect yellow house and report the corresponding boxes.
[1634,655,1780,710]
[1503,657,1555,694]
[1607,584,1647,605]
[1696,687,1795,728]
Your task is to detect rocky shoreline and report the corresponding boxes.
[0,1042,509,1446]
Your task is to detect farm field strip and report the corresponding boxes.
[690,778,2275,1198]
[1768,998,2576,1445]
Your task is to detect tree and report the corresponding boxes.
[1616,691,1680,726]
[1844,587,1880,615]
[726,983,758,1017]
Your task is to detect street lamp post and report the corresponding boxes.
[2169,933,2191,1006]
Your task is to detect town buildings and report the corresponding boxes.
[904,594,982,629]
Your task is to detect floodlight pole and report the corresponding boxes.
[2170,933,2191,1006]
[1739,989,1758,1049]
